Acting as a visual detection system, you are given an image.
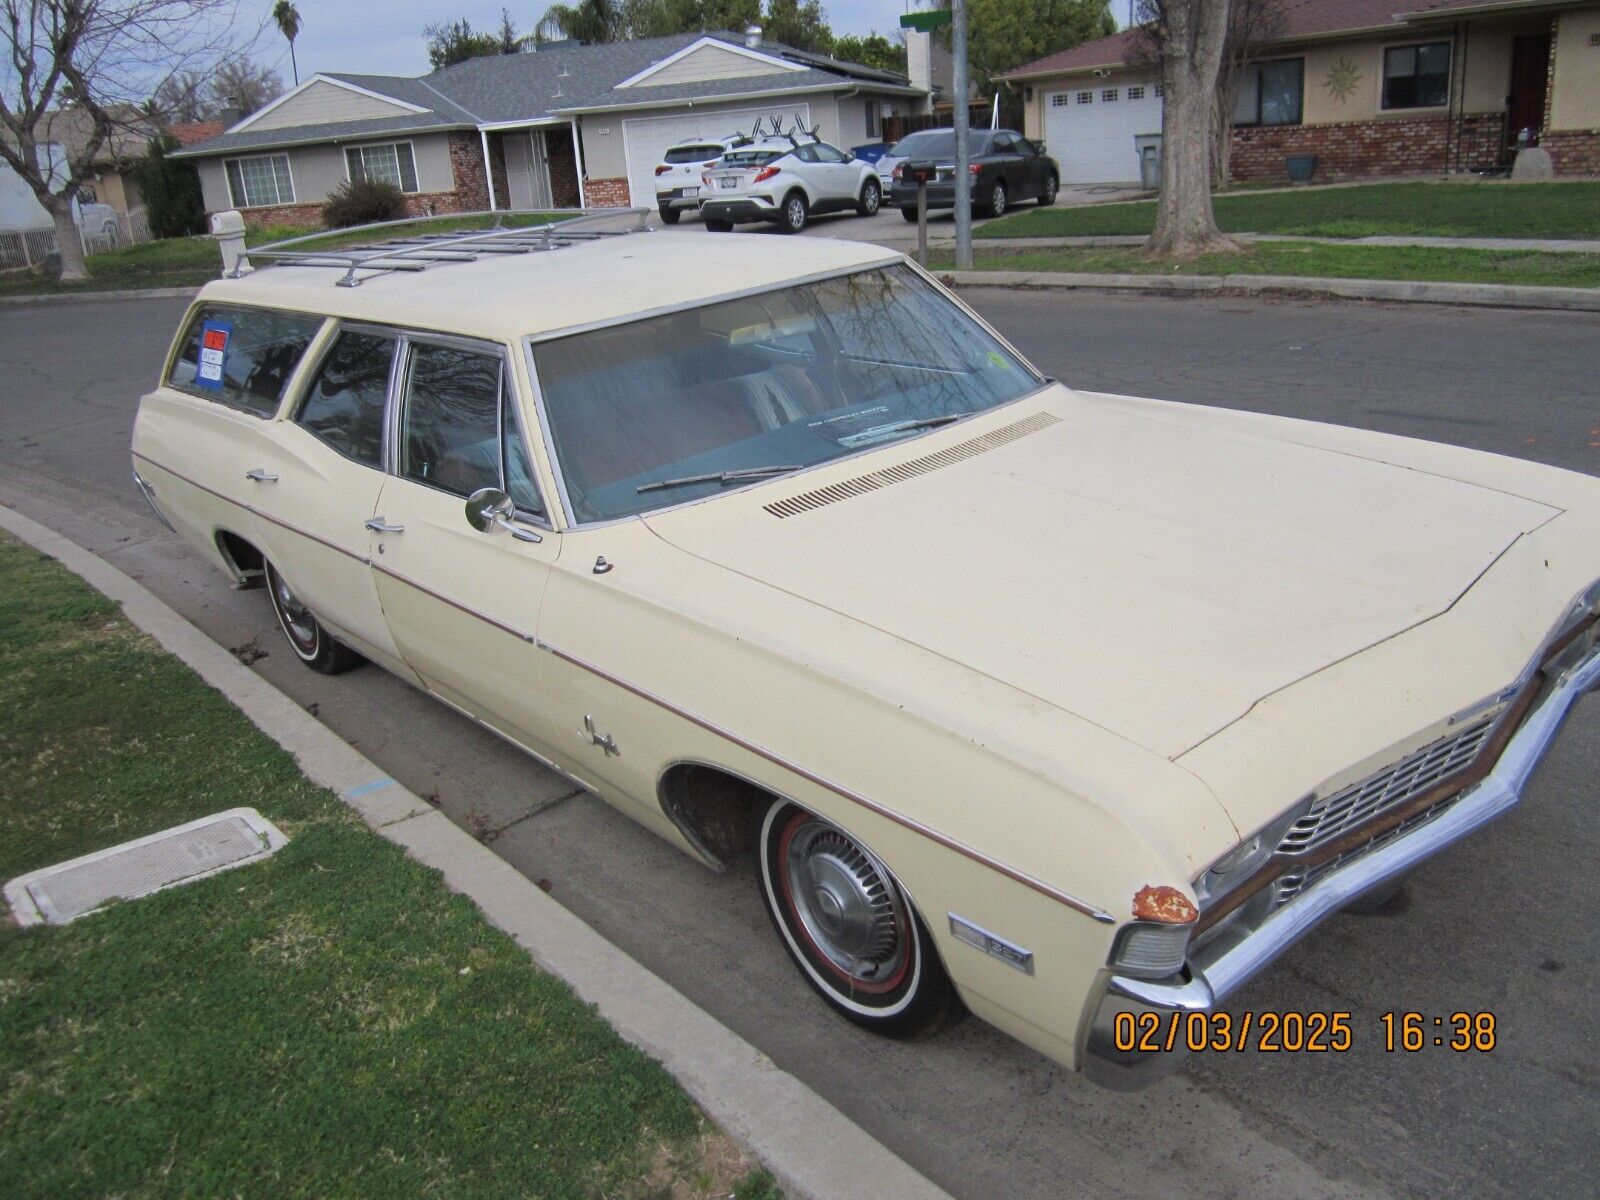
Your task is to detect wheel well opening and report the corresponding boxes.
[215,530,265,588]
[658,764,770,870]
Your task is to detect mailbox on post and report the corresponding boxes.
[903,159,939,265]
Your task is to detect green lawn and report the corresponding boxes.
[0,535,775,1200]
[934,241,1600,289]
[0,212,572,299]
[977,181,1600,241]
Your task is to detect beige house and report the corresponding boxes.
[171,31,923,226]
[1000,0,1600,185]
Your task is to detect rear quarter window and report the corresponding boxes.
[167,304,324,418]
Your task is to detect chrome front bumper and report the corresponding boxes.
[1085,636,1600,1090]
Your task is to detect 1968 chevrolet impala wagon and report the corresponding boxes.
[132,214,1600,1089]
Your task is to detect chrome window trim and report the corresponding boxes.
[520,261,1053,530]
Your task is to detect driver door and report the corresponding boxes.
[367,334,561,755]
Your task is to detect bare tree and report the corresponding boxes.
[1133,0,1236,259]
[212,57,284,117]
[1211,0,1285,182]
[1,0,252,280]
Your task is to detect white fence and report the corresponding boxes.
[0,205,153,271]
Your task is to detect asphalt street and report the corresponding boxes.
[2,288,1597,1200]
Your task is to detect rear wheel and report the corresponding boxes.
[856,178,881,217]
[983,179,1008,218]
[778,191,808,234]
[657,206,682,225]
[704,218,733,232]
[757,798,965,1038]
[265,560,365,675]
[1037,174,1058,207]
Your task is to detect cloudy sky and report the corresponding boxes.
[248,0,940,81]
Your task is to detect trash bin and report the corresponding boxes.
[1134,134,1162,190]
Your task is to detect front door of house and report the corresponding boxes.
[1507,33,1551,148]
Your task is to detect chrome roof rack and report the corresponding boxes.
[232,207,654,288]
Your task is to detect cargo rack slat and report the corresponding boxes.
[233,208,654,287]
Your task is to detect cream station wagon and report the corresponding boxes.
[131,214,1600,1089]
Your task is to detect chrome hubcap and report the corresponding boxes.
[270,569,318,654]
[784,819,906,983]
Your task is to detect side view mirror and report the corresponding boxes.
[465,487,543,543]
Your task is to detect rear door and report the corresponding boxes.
[367,334,561,754]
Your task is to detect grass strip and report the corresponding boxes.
[0,212,571,298]
[0,534,776,1200]
[933,241,1600,289]
[976,181,1600,241]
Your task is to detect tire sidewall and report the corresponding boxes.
[266,562,324,665]
[758,801,925,1019]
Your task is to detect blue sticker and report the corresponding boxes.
[196,319,232,391]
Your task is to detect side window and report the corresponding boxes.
[992,133,1017,153]
[502,389,545,519]
[295,330,396,468]
[814,143,847,164]
[168,305,323,417]
[793,144,818,164]
[399,343,503,498]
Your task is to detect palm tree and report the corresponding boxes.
[537,0,620,44]
[272,0,302,86]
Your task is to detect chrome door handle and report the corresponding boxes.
[364,517,405,533]
[244,468,279,482]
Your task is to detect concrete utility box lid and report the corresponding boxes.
[4,808,288,926]
[1511,147,1554,181]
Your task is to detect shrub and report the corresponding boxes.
[321,179,407,228]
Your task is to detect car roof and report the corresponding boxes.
[195,231,901,342]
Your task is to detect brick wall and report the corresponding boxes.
[234,190,470,230]
[583,176,632,207]
[1228,113,1508,183]
[543,130,581,208]
[1543,130,1600,173]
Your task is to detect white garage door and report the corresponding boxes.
[1043,83,1162,184]
[621,105,810,208]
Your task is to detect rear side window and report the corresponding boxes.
[168,304,323,417]
[296,330,396,468]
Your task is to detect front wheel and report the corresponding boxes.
[757,799,965,1038]
[1037,174,1058,207]
[704,218,733,232]
[265,560,365,675]
[856,178,881,217]
[778,191,808,234]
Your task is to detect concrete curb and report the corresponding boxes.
[0,285,201,306]
[0,503,952,1200]
[961,233,1600,253]
[941,269,1600,312]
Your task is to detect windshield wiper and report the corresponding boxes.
[879,414,964,435]
[636,465,802,494]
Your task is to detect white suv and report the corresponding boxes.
[653,135,741,224]
[698,136,881,233]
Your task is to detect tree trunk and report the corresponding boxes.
[1146,0,1238,261]
[48,195,91,282]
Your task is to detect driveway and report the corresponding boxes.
[1,289,1596,1200]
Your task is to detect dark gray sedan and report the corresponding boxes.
[887,128,1059,219]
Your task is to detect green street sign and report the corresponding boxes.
[899,10,953,31]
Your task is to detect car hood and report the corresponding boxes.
[643,390,1562,761]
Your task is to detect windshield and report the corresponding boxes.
[664,145,722,164]
[533,264,1042,522]
[888,130,988,159]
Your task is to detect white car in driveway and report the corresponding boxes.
[698,136,881,233]
[653,135,741,224]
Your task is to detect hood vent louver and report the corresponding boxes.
[764,411,1060,519]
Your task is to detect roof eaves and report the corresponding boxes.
[168,119,470,159]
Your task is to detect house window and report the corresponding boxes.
[864,99,883,139]
[1383,42,1451,109]
[1102,88,1119,102]
[1128,85,1145,100]
[1233,58,1304,126]
[345,142,419,192]
[1154,84,1164,98]
[224,154,294,208]
[1077,91,1093,104]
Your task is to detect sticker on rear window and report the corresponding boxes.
[196,319,232,391]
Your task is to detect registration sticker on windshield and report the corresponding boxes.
[195,319,231,391]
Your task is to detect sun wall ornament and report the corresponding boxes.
[1325,58,1363,104]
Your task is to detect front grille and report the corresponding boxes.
[1274,794,1462,907]
[1277,711,1502,859]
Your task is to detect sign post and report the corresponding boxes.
[951,0,972,269]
